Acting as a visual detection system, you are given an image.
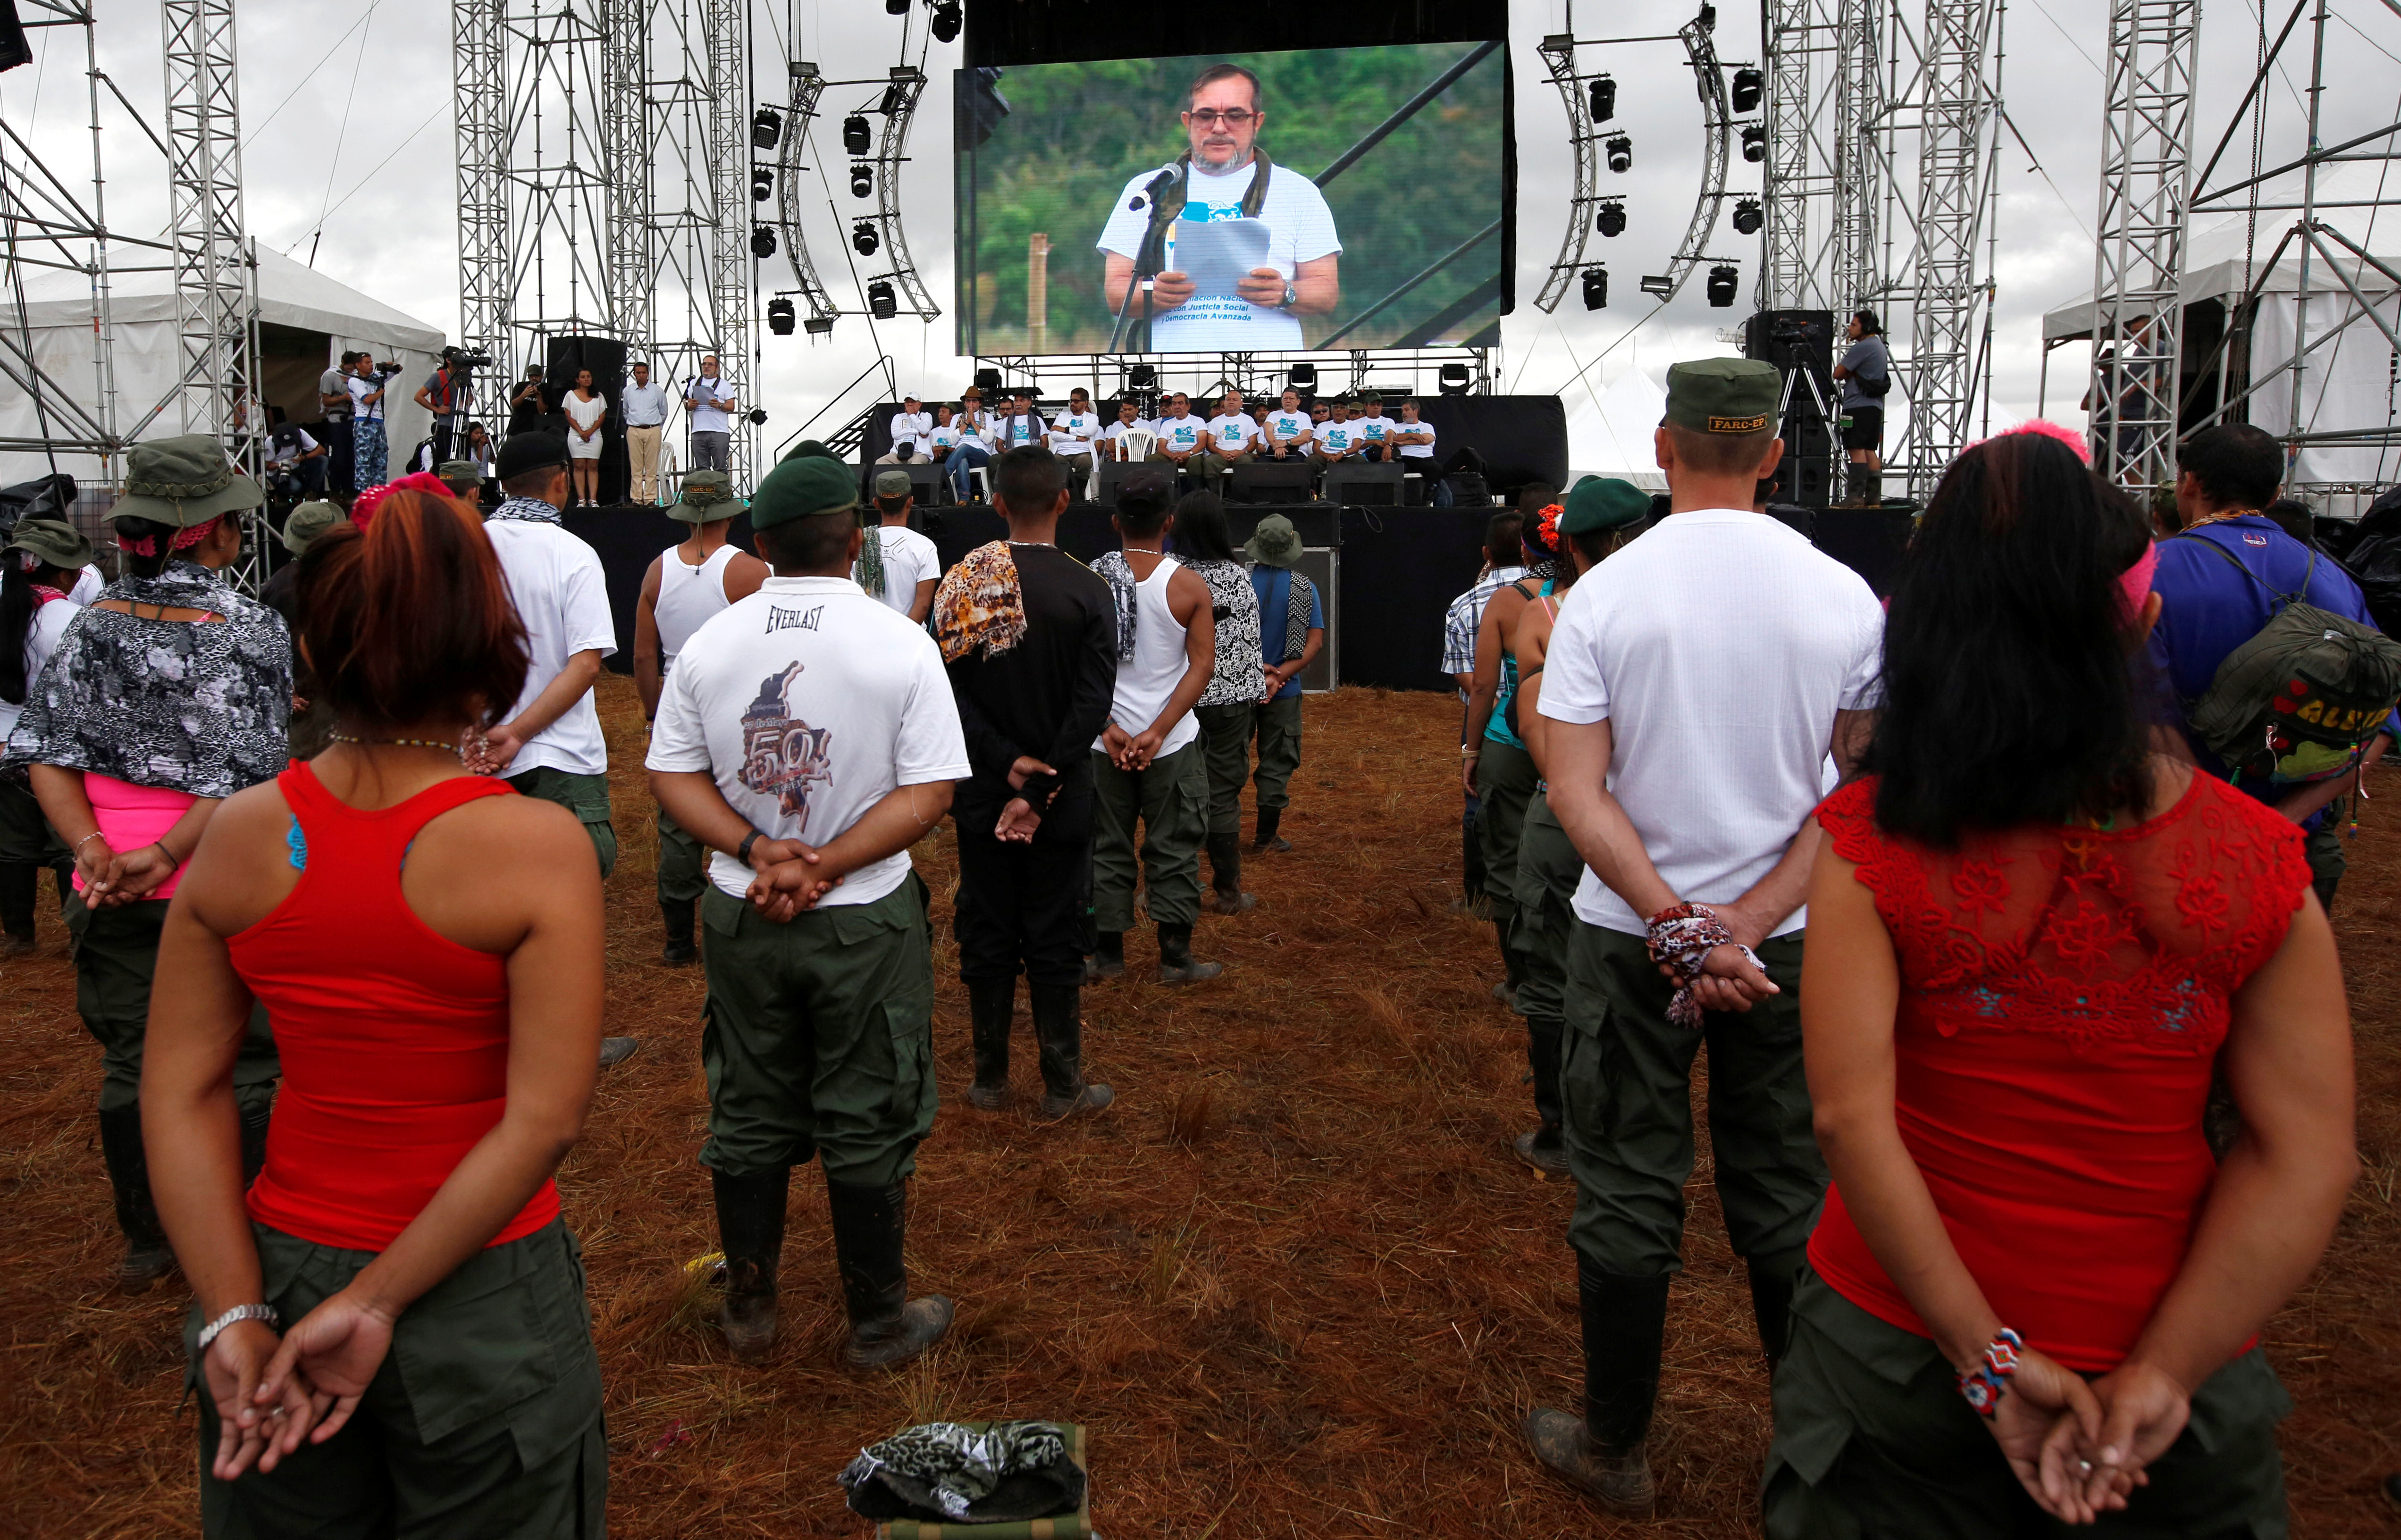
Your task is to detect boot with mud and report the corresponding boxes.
[711,1163,789,1364]
[1526,1265,1669,1518]
[1250,806,1291,854]
[1201,832,1257,914]
[1083,930,1125,982]
[1156,921,1222,985]
[827,1176,953,1369]
[1033,979,1114,1120]
[965,977,1016,1110]
[97,1106,174,1291]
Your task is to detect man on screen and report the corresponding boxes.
[1097,64,1342,352]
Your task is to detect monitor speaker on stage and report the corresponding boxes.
[1744,310,1838,508]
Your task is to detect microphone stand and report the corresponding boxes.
[1107,166,1184,355]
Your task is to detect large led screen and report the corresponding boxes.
[954,42,1507,356]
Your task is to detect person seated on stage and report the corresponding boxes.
[1102,397,1156,461]
[1049,388,1105,481]
[1351,393,1399,462]
[1199,388,1259,493]
[1309,397,1335,435]
[1310,400,1363,470]
[888,395,931,460]
[1249,398,1274,435]
[1263,388,1314,461]
[944,387,994,502]
[1148,393,1209,485]
[1394,397,1450,505]
[994,389,1048,456]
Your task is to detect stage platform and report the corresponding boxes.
[562,500,1913,694]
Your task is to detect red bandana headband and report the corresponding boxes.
[116,516,221,558]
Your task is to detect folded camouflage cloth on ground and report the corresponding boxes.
[840,1419,1086,1527]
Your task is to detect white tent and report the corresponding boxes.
[2,243,448,486]
[1563,365,1670,489]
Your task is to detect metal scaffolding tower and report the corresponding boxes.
[454,0,512,379]
[600,0,652,352]
[2086,0,2200,493]
[159,0,256,452]
[1760,0,1881,311]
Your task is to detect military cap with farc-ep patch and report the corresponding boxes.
[495,429,570,481]
[747,452,857,532]
[437,459,484,484]
[1663,357,1782,436]
[1560,475,1652,535]
[671,469,737,523]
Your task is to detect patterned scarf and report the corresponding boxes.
[932,541,1028,662]
[1645,903,1766,1029]
[854,516,889,605]
[1280,569,1317,663]
[489,494,563,525]
[1090,549,1140,662]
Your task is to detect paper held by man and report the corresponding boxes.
[1168,217,1271,299]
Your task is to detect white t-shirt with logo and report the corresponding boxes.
[923,424,962,458]
[1266,409,1312,448]
[1395,420,1438,459]
[995,411,1047,451]
[646,576,969,905]
[954,412,992,449]
[1538,509,1884,938]
[687,377,736,433]
[1204,414,1258,453]
[1316,419,1357,456]
[867,524,942,615]
[1096,158,1342,351]
[890,410,932,446]
[1049,411,1103,455]
[486,519,619,777]
[1153,414,1207,454]
[1352,413,1397,447]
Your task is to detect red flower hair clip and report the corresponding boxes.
[1538,502,1564,551]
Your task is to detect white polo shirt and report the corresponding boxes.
[486,518,620,777]
[1538,508,1884,938]
[646,576,968,904]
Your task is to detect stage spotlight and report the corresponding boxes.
[975,366,1003,391]
[1582,267,1609,310]
[1698,2,1717,30]
[1439,362,1472,396]
[750,166,773,201]
[885,0,909,12]
[1588,75,1616,123]
[930,0,962,43]
[804,314,837,335]
[1596,199,1626,237]
[1605,135,1632,174]
[1731,67,1763,113]
[1288,362,1316,390]
[750,225,777,258]
[1639,273,1674,299]
[767,297,796,335]
[1741,124,1765,162]
[867,281,898,319]
[852,220,880,256]
[1127,363,1157,389]
[747,407,768,426]
[843,114,872,156]
[849,163,873,198]
[1706,264,1739,306]
[1732,197,1763,234]
[752,107,784,151]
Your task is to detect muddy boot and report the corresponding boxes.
[1033,979,1113,1119]
[0,862,35,955]
[965,977,1016,1111]
[1495,921,1528,1014]
[1157,922,1222,986]
[827,1176,953,1370]
[96,1107,173,1292]
[659,898,697,966]
[1083,930,1125,983]
[1746,1248,1805,1369]
[1250,806,1290,854]
[1201,832,1257,915]
[711,1164,789,1364]
[1526,1263,1669,1516]
[1514,1017,1570,1176]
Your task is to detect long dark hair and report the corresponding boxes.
[0,555,74,705]
[110,516,192,579]
[1172,490,1238,563]
[1867,431,2157,845]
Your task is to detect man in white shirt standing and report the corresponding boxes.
[685,353,738,472]
[859,469,942,623]
[345,356,389,490]
[1095,64,1343,352]
[1262,387,1313,461]
[647,452,968,1371]
[1198,387,1259,494]
[1047,387,1103,485]
[621,360,671,503]
[1524,359,1883,1519]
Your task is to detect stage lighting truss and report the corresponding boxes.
[845,65,939,320]
[1605,134,1634,174]
[928,0,962,44]
[773,61,938,327]
[1597,199,1627,237]
[1657,14,1738,303]
[769,62,842,335]
[1583,266,1610,310]
[853,220,881,256]
[752,107,784,151]
[1732,197,1763,235]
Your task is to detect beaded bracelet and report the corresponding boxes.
[1957,1327,2024,1417]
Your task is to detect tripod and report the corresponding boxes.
[1774,363,1841,508]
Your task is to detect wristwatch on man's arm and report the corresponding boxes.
[1279,282,1298,310]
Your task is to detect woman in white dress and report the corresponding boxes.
[562,368,607,507]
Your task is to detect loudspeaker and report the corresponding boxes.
[1742,310,1834,383]
[1744,310,1839,508]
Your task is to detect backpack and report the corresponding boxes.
[2178,534,2401,786]
[1855,345,1891,398]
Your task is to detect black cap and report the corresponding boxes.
[495,430,569,482]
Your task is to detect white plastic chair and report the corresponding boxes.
[1119,428,1156,463]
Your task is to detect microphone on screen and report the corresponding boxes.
[1127,163,1184,212]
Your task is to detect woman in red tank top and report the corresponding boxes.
[140,490,609,1535]
[1763,428,2356,1537]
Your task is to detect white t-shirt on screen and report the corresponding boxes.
[486,519,619,777]
[646,576,969,904]
[1538,508,1884,938]
[867,525,941,615]
[1204,414,1258,453]
[1096,157,1341,351]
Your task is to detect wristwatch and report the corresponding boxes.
[1278,282,1299,310]
[737,829,764,866]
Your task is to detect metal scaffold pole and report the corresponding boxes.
[454,0,512,384]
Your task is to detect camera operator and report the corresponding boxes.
[319,350,358,494]
[508,363,553,435]
[413,347,479,465]
[346,354,395,491]
[263,414,329,501]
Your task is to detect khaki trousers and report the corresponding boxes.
[626,425,662,503]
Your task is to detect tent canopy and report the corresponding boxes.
[1563,366,1671,489]
[11,243,444,353]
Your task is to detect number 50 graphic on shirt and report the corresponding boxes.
[739,662,836,820]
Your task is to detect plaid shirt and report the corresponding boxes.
[1441,565,1528,678]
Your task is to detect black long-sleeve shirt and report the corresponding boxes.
[942,543,1119,840]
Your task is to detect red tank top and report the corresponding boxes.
[235,763,558,1252]
[1806,772,2309,1373]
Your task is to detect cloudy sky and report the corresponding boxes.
[6,0,2397,460]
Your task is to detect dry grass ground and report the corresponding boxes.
[3,677,2401,1537]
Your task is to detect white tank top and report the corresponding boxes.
[654,541,741,668]
[1094,554,1202,759]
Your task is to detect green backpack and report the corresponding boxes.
[2178,535,2401,786]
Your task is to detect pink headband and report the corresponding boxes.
[2117,541,2158,623]
[348,472,455,532]
[116,516,221,558]
[1964,417,2091,463]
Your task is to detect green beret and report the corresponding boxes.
[748,453,856,532]
[1560,476,1651,535]
[1663,357,1782,435]
[781,438,837,464]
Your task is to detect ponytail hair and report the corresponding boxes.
[295,489,529,731]
[110,516,185,579]
[0,555,68,705]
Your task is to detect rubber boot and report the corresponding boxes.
[1251,805,1290,854]
[1157,921,1222,986]
[1746,1248,1806,1369]
[1083,930,1125,983]
[965,977,1016,1111]
[1201,832,1257,914]
[1862,468,1883,506]
[711,1164,790,1364]
[1494,920,1526,1013]
[659,898,697,966]
[0,861,35,955]
[1526,1263,1668,1518]
[1032,979,1113,1119]
[1512,1017,1570,1177]
[96,1107,173,1292]
[826,1176,953,1370]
